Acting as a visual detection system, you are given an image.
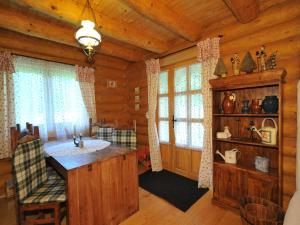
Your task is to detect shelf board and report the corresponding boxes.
[214,161,278,179]
[209,68,286,90]
[213,137,278,148]
[213,113,278,117]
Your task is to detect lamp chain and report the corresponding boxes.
[79,0,98,27]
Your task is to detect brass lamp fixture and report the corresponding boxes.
[75,0,101,63]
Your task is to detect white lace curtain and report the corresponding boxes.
[197,37,220,188]
[297,81,300,190]
[146,58,163,172]
[14,56,89,141]
[75,65,97,123]
[0,51,15,159]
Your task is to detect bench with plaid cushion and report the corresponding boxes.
[13,139,66,204]
[95,127,115,142]
[112,130,137,150]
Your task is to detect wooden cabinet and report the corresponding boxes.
[66,151,139,225]
[210,69,285,209]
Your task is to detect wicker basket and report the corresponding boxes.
[240,196,285,225]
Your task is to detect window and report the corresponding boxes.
[174,63,204,149]
[158,71,169,143]
[14,56,88,141]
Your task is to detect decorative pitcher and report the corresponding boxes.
[251,99,262,114]
[222,91,236,114]
[262,96,279,114]
[241,100,250,113]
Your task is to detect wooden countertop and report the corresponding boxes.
[46,140,136,171]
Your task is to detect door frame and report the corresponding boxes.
[158,59,202,180]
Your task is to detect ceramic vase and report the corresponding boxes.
[251,99,262,114]
[241,100,250,114]
[262,96,279,114]
[222,91,236,114]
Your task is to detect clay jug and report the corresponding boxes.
[222,91,236,114]
[251,99,262,113]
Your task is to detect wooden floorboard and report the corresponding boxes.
[0,189,241,225]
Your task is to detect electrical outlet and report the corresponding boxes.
[107,80,117,88]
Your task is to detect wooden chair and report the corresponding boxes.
[89,118,137,149]
[11,123,66,225]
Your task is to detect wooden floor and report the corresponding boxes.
[0,189,241,225]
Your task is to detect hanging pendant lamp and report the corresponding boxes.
[75,0,101,63]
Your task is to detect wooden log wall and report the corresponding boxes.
[0,28,131,197]
[126,62,149,148]
[127,0,300,209]
[94,65,131,128]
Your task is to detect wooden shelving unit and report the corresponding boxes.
[211,69,286,209]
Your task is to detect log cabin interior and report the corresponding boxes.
[0,0,299,225]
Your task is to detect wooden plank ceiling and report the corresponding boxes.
[1,0,287,62]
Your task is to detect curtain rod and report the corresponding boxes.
[13,53,76,66]
[156,34,224,60]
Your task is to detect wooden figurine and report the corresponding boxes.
[266,51,278,70]
[231,53,240,75]
[256,45,267,72]
[240,52,257,73]
[214,58,227,78]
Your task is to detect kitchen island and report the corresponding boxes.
[45,141,139,225]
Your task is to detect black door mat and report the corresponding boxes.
[139,170,209,212]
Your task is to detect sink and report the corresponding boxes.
[44,139,111,157]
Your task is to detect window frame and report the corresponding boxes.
[158,60,204,151]
[173,63,204,150]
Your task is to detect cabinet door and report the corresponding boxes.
[243,173,278,203]
[122,152,139,219]
[101,156,124,224]
[213,164,241,208]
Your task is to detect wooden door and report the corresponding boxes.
[158,61,203,180]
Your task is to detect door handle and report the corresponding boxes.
[172,115,177,128]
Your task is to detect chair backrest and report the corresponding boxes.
[112,130,137,150]
[11,123,47,202]
[97,127,115,142]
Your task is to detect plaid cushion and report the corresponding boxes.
[21,177,66,204]
[96,127,115,142]
[112,130,137,150]
[13,139,47,202]
[46,166,61,180]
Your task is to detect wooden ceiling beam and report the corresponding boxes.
[122,0,201,41]
[12,0,171,53]
[0,2,146,62]
[223,0,260,23]
[0,29,129,70]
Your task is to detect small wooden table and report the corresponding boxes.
[45,141,139,225]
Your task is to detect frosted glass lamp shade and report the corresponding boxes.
[75,20,101,47]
